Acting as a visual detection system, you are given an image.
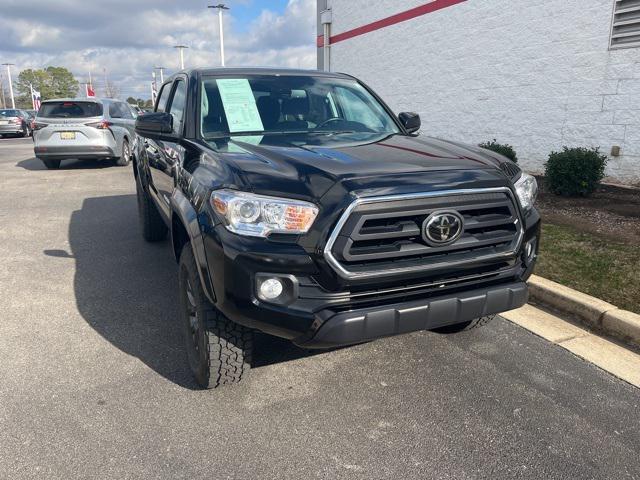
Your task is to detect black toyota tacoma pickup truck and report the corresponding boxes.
[133,68,540,388]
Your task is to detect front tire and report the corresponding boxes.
[135,172,168,241]
[179,246,253,388]
[431,315,496,334]
[41,158,61,169]
[116,139,131,166]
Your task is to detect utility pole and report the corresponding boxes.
[173,45,189,70]
[320,9,332,72]
[2,63,15,108]
[208,4,229,67]
[154,66,165,84]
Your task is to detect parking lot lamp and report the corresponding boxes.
[2,63,15,108]
[155,66,165,84]
[0,74,6,108]
[173,45,189,70]
[208,4,229,67]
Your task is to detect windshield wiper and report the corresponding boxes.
[204,130,367,140]
[308,130,358,135]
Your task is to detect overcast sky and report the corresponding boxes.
[0,0,317,99]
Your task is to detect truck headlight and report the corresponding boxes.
[514,173,538,213]
[211,189,319,237]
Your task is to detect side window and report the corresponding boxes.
[167,80,187,135]
[109,102,122,118]
[156,84,169,112]
[119,103,134,120]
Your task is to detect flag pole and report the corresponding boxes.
[30,83,35,110]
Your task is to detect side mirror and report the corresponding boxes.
[135,112,174,138]
[399,112,421,134]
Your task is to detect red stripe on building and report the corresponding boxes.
[317,0,467,46]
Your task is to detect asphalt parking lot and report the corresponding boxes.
[0,137,639,479]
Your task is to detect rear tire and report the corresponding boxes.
[431,315,496,334]
[135,171,168,241]
[179,246,253,388]
[41,158,61,169]
[116,139,131,166]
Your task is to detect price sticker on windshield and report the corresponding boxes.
[216,78,264,133]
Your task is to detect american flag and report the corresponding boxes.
[86,83,96,97]
[30,85,41,110]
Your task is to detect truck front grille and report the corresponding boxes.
[324,188,523,279]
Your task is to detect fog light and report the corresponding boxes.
[259,278,284,300]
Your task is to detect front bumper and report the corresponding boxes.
[297,281,527,348]
[201,205,539,347]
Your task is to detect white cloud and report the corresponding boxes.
[0,0,317,99]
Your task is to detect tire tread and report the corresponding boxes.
[180,246,252,389]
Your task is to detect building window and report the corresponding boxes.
[611,0,640,49]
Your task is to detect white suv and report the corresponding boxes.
[33,98,136,169]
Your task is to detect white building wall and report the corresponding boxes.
[325,0,640,184]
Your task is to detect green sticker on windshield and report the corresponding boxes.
[216,79,264,133]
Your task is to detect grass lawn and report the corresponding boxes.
[536,223,640,315]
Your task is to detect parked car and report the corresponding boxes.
[0,109,32,138]
[128,104,145,117]
[33,98,135,169]
[134,68,540,388]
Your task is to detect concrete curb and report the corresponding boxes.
[528,275,640,347]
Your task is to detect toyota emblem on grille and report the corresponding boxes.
[422,211,464,246]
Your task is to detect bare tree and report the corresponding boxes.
[103,78,120,99]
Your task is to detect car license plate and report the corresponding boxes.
[60,131,76,140]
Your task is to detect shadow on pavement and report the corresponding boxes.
[57,194,320,389]
[17,157,116,171]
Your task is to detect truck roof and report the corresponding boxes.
[178,67,353,80]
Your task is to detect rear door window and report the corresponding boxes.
[109,103,123,118]
[39,101,103,118]
[120,103,134,120]
[0,110,21,117]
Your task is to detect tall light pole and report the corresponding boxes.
[154,66,165,84]
[2,63,15,108]
[0,73,6,108]
[173,45,189,70]
[208,4,229,67]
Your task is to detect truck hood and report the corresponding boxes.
[203,132,511,200]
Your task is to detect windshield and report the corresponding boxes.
[39,101,103,118]
[200,75,400,138]
[0,110,21,117]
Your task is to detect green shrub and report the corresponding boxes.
[544,147,607,197]
[479,139,518,163]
